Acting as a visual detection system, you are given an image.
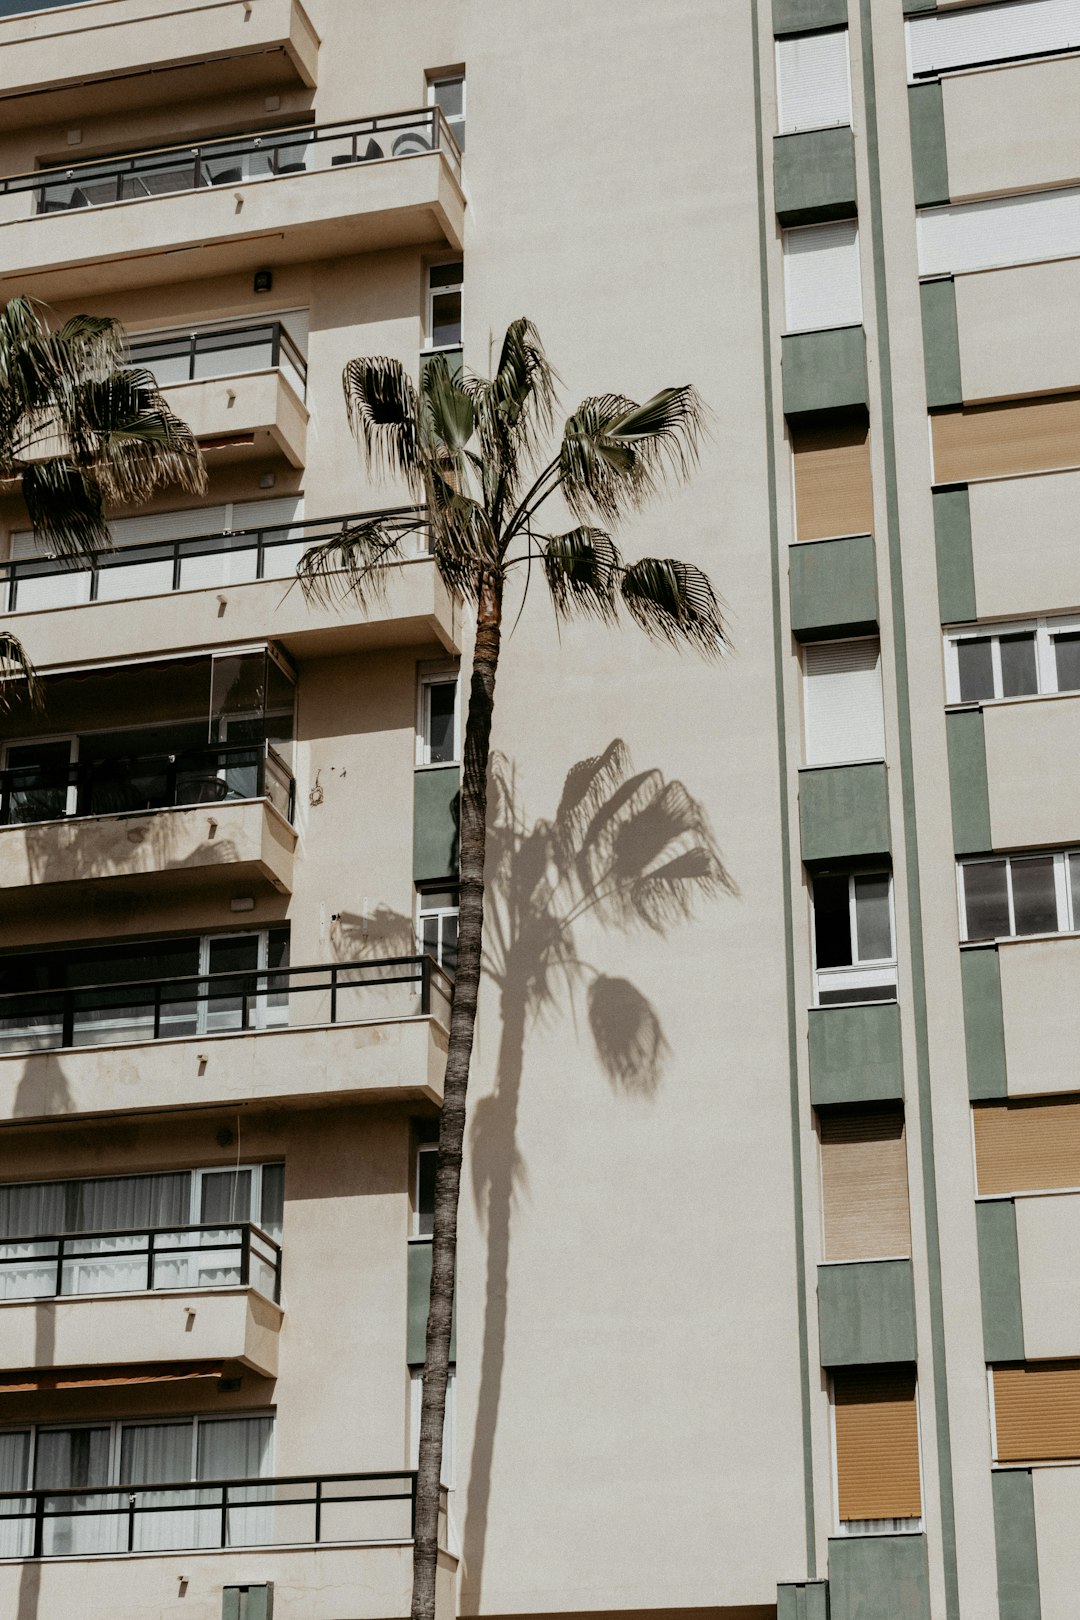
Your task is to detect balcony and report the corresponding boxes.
[0,110,465,301]
[3,956,453,1122]
[0,1219,281,1303]
[0,0,319,130]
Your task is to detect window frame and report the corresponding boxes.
[812,869,898,1007]
[416,886,459,976]
[414,1141,437,1238]
[774,26,853,136]
[416,662,460,767]
[944,614,1080,705]
[426,71,466,149]
[0,1411,276,1493]
[781,217,862,335]
[801,634,886,767]
[424,259,463,355]
[957,849,1080,942]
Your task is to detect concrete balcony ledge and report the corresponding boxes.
[0,0,319,128]
[1,1013,449,1123]
[0,1286,281,1377]
[164,369,308,468]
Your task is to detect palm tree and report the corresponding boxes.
[298,320,725,1620]
[0,295,205,698]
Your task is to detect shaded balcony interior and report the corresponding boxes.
[3,108,461,218]
[0,645,296,826]
[0,1162,282,1304]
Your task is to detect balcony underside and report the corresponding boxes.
[0,154,464,302]
[0,1287,281,1378]
[164,371,308,468]
[1,1014,448,1124]
[4,556,461,663]
[0,0,319,129]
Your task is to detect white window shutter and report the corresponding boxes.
[231,497,304,531]
[776,30,852,133]
[918,184,1080,276]
[783,220,862,331]
[804,640,885,765]
[908,0,1080,80]
[108,505,231,548]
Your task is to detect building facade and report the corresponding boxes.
[0,0,1072,1617]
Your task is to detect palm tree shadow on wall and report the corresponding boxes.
[462,739,734,1607]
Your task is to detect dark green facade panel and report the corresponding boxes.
[945,708,991,855]
[934,486,976,625]
[961,946,1007,1101]
[413,765,461,883]
[789,533,879,641]
[818,1258,917,1366]
[773,0,849,34]
[799,761,891,865]
[774,127,858,226]
[828,1535,932,1620]
[920,278,962,409]
[407,1239,457,1364]
[908,81,950,207]
[809,1002,903,1106]
[782,325,868,416]
[992,1469,1043,1620]
[976,1200,1025,1363]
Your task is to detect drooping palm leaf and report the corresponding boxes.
[342,355,421,487]
[618,557,725,656]
[294,515,428,609]
[540,526,621,623]
[0,629,40,712]
[560,385,706,524]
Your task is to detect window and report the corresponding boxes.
[783,220,862,332]
[931,391,1080,485]
[426,262,463,352]
[919,184,1080,279]
[791,410,873,542]
[819,1105,911,1261]
[832,1367,922,1534]
[417,666,460,764]
[992,1361,1080,1463]
[410,1367,455,1486]
[415,1141,437,1237]
[428,72,466,149]
[813,870,896,1005]
[945,615,1080,703]
[973,1095,1080,1195]
[776,29,851,133]
[907,0,1080,82]
[803,639,885,767]
[958,850,1080,940]
[418,887,458,974]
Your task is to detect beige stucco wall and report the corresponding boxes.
[955,260,1080,405]
[162,370,309,469]
[984,695,1080,850]
[968,470,1080,621]
[1031,1466,1080,1620]
[1015,1194,1080,1359]
[999,936,1080,1096]
[942,56,1080,201]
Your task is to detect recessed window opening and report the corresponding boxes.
[831,1366,923,1536]
[803,638,885,766]
[775,28,852,133]
[958,849,1080,941]
[415,1142,437,1237]
[813,869,896,1004]
[907,0,1080,83]
[418,887,459,975]
[783,219,862,333]
[417,665,460,765]
[427,71,466,149]
[426,262,463,352]
[946,616,1080,704]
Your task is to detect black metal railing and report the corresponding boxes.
[0,740,294,826]
[2,507,424,612]
[0,1221,281,1304]
[0,108,460,214]
[0,1470,427,1559]
[0,953,452,1055]
[129,320,308,397]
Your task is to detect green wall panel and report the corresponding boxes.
[782,326,868,416]
[828,1535,932,1620]
[933,486,976,624]
[992,1470,1043,1620]
[920,278,962,408]
[774,127,858,226]
[809,1003,903,1106]
[407,1240,457,1364]
[222,1588,274,1620]
[976,1200,1025,1363]
[799,762,891,865]
[778,1582,830,1620]
[773,0,848,32]
[961,946,1007,1100]
[413,765,461,883]
[818,1259,917,1366]
[945,708,990,855]
[790,533,879,641]
[908,81,950,206]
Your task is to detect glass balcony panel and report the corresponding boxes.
[94,556,175,602]
[0,1239,59,1301]
[8,563,90,613]
[60,1235,147,1297]
[42,1496,124,1556]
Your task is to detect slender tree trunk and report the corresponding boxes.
[412,571,503,1620]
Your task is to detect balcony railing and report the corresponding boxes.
[130,320,308,400]
[2,507,423,613]
[0,740,294,826]
[0,1470,427,1559]
[0,0,85,14]
[0,953,451,1055]
[0,1221,281,1304]
[1,108,461,216]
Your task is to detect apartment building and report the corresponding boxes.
[0,1,1074,1618]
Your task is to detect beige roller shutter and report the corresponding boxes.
[820,1105,911,1261]
[931,392,1080,484]
[792,413,874,541]
[993,1362,1080,1462]
[834,1366,922,1520]
[974,1097,1080,1195]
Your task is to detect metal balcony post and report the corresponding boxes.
[241,1224,251,1287]
[61,991,75,1051]
[127,1492,136,1553]
[274,1242,282,1304]
[420,955,431,1015]
[147,1229,156,1292]
[7,568,16,613]
[32,1491,44,1560]
[172,540,182,592]
[219,1484,229,1550]
[152,982,162,1041]
[314,1478,323,1543]
[53,1237,65,1300]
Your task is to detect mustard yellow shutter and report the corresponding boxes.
[974,1097,1080,1195]
[834,1366,922,1520]
[820,1105,911,1262]
[792,413,874,542]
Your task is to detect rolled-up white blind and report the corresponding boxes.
[11,497,303,560]
[804,638,885,766]
[908,0,1080,80]
[783,219,862,332]
[918,183,1080,276]
[776,29,852,132]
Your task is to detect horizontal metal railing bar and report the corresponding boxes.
[0,1221,278,1253]
[129,321,308,390]
[0,108,458,199]
[0,1469,415,1506]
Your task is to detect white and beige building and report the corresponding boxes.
[0,1,1075,1618]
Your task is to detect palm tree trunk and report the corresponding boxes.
[412,571,503,1620]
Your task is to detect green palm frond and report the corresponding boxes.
[540,527,621,623]
[342,355,421,488]
[618,557,725,656]
[296,515,426,609]
[0,629,40,713]
[19,459,110,558]
[560,385,706,524]
[75,369,205,503]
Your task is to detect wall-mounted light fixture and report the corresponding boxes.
[253,268,273,294]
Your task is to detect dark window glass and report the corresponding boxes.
[1053,632,1080,693]
[956,637,995,703]
[259,1163,284,1240]
[417,1147,436,1237]
[200,1170,253,1226]
[813,873,853,968]
[426,682,457,762]
[853,874,892,962]
[999,632,1038,698]
[431,290,462,349]
[35,1427,110,1490]
[1011,855,1059,935]
[962,860,1010,940]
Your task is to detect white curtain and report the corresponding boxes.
[35,1427,119,1557]
[0,1173,188,1300]
[198,1417,274,1547]
[121,1422,198,1553]
[0,1431,31,1558]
